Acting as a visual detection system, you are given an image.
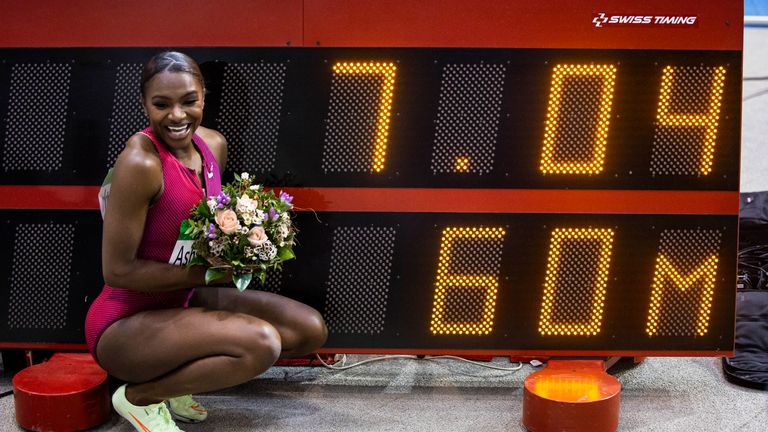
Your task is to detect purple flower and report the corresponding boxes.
[269,207,279,221]
[279,191,293,204]
[216,192,231,207]
[206,223,217,239]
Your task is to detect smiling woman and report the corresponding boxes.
[83,51,327,432]
[141,54,205,151]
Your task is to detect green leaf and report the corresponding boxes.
[205,268,226,285]
[233,272,253,292]
[197,201,212,218]
[180,219,194,237]
[259,271,267,284]
[188,255,206,267]
[278,247,295,261]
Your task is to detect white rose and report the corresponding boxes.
[214,209,240,235]
[247,226,268,246]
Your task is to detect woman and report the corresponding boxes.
[85,51,327,432]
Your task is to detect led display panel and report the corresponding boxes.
[0,34,741,356]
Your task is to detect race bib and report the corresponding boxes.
[169,220,197,266]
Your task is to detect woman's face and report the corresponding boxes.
[142,71,204,148]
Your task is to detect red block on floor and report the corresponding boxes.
[13,353,110,432]
[523,359,621,432]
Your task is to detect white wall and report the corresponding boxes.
[741,26,768,191]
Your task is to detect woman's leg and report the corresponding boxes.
[97,307,281,405]
[189,287,328,358]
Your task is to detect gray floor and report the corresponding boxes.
[1,355,767,431]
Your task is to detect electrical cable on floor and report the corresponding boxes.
[426,355,524,371]
[742,76,768,102]
[315,353,523,372]
[0,390,13,399]
[743,88,768,102]
[315,354,419,370]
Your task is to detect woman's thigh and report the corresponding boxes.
[96,307,279,383]
[189,287,327,353]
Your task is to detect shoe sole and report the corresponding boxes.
[169,410,206,424]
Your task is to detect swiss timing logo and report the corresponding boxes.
[592,12,698,28]
[593,13,609,27]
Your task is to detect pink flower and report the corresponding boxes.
[215,209,240,234]
[247,226,268,246]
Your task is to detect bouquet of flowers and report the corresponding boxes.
[182,172,297,291]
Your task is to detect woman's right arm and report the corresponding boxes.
[101,134,207,292]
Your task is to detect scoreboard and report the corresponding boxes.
[0,0,742,356]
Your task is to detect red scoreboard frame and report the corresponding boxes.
[0,1,743,357]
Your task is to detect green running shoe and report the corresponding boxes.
[112,384,184,432]
[167,394,208,423]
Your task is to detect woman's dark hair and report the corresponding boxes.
[140,51,205,98]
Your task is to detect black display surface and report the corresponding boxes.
[0,48,740,354]
[285,212,736,352]
[0,48,741,190]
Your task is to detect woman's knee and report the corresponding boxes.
[304,309,328,349]
[239,320,282,371]
[289,308,328,353]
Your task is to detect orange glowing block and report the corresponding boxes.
[523,360,621,432]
